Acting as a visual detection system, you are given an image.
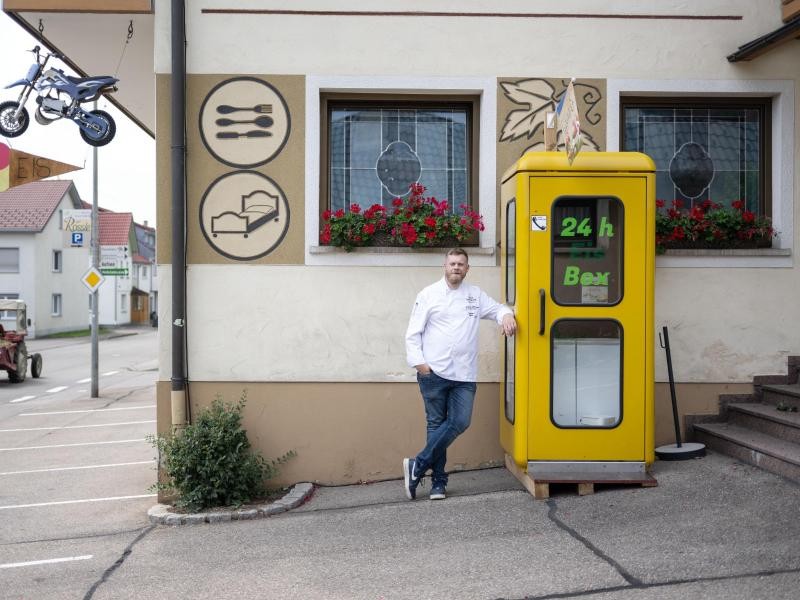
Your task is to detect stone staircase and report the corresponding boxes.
[692,356,800,484]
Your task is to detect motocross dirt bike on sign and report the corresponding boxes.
[0,46,118,147]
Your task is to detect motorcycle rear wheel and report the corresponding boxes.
[79,109,116,147]
[0,101,30,138]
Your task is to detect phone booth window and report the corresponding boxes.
[505,200,516,304]
[551,320,622,428]
[552,197,624,306]
[504,335,515,423]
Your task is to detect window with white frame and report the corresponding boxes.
[0,293,20,319]
[52,250,62,272]
[320,94,479,244]
[621,97,771,216]
[0,248,20,273]
[121,294,127,312]
[51,293,62,316]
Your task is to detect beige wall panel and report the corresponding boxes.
[156,74,306,265]
[155,379,752,486]
[186,74,305,265]
[157,380,504,487]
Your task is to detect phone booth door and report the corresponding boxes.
[527,175,648,462]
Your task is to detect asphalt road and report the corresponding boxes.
[0,328,157,599]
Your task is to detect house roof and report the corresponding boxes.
[727,15,800,62]
[132,253,150,264]
[98,211,133,246]
[0,180,76,232]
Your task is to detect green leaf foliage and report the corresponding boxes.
[148,391,295,512]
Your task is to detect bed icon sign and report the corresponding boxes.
[71,232,84,246]
[199,170,290,261]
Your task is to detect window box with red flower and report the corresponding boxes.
[320,183,484,252]
[655,199,775,254]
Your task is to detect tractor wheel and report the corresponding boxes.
[9,341,27,383]
[31,353,42,378]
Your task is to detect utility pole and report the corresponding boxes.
[90,101,99,398]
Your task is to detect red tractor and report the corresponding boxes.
[0,299,42,383]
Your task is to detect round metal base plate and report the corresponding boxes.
[655,442,706,461]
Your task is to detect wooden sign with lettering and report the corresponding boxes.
[9,149,82,188]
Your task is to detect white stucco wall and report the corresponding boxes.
[155,0,799,384]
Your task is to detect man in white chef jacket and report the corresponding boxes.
[404,248,517,500]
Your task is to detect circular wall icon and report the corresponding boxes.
[199,77,291,168]
[199,171,290,260]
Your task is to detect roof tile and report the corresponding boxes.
[0,180,74,231]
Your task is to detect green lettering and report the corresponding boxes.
[599,216,614,238]
[596,272,610,285]
[563,266,580,285]
[580,272,595,285]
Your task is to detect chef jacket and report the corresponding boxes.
[405,277,512,382]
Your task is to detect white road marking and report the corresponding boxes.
[0,555,93,569]
[0,420,155,433]
[0,494,156,510]
[10,396,36,404]
[45,386,68,394]
[20,405,155,417]
[0,461,154,476]
[0,438,146,452]
[76,378,91,383]
[101,371,119,376]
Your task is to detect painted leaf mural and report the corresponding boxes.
[499,79,557,142]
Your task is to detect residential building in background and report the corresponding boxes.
[0,180,88,337]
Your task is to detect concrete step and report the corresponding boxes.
[693,422,800,484]
[728,403,800,445]
[761,384,800,410]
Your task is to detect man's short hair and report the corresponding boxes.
[446,248,469,261]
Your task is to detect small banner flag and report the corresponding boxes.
[556,80,583,165]
[9,148,82,188]
[0,143,10,192]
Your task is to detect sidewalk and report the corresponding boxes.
[112,449,800,600]
[27,324,153,352]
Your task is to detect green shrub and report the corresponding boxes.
[149,391,295,512]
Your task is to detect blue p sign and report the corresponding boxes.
[72,232,84,246]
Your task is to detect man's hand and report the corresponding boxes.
[415,364,432,375]
[501,313,517,337]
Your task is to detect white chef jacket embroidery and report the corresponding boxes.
[405,277,513,382]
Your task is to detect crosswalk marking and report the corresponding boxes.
[0,438,146,452]
[0,495,156,510]
[0,420,155,433]
[0,555,93,569]
[10,396,35,404]
[20,405,155,417]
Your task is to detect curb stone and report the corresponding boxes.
[147,482,315,526]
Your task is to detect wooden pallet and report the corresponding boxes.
[505,454,658,500]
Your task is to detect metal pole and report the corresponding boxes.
[91,100,99,398]
[170,0,187,427]
[662,326,682,447]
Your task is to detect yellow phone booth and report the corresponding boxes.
[500,152,657,498]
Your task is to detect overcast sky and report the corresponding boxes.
[0,13,157,227]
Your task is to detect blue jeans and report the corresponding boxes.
[414,371,477,487]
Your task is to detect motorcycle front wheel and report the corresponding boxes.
[0,101,30,138]
[79,109,116,147]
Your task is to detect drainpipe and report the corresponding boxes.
[170,0,187,428]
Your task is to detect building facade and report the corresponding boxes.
[0,180,90,337]
[3,1,797,486]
